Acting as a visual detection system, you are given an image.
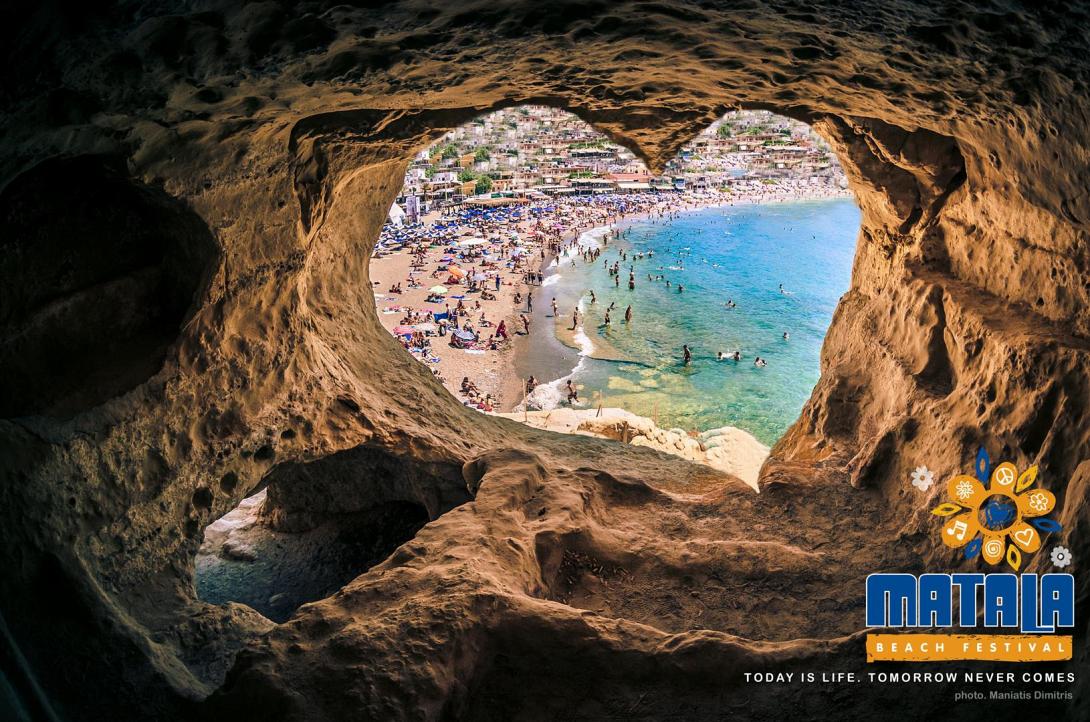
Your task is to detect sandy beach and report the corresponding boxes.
[370,185,851,418]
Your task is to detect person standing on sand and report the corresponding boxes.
[552,298,558,317]
[570,308,579,331]
[624,305,632,324]
[683,344,692,366]
[520,314,530,334]
[527,293,533,313]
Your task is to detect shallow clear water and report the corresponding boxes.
[534,198,860,445]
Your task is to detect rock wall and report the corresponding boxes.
[1,2,1088,720]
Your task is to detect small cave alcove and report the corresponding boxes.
[195,487,429,622]
[0,154,219,418]
[195,445,471,622]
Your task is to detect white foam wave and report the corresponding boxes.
[522,381,564,411]
[517,310,595,412]
[572,325,595,357]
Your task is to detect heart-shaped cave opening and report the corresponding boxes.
[195,445,471,622]
[0,154,219,418]
[372,105,858,487]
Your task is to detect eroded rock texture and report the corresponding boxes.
[1,2,1088,720]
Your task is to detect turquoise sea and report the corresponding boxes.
[518,198,861,446]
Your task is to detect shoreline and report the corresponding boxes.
[371,187,851,422]
[505,188,853,413]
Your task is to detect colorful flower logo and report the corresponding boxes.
[932,447,1063,571]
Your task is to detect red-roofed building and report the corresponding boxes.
[607,172,653,183]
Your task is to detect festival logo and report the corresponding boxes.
[864,447,1074,662]
[931,447,1063,571]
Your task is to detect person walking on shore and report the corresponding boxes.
[527,292,533,313]
[552,298,558,317]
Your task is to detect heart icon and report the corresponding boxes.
[1014,528,1035,546]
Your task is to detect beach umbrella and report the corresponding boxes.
[428,285,448,295]
[392,325,414,335]
[447,267,466,278]
[452,329,475,341]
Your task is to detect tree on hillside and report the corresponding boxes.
[474,176,493,194]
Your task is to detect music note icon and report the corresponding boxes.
[946,519,968,541]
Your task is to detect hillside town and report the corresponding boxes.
[391,107,848,220]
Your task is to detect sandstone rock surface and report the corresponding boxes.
[498,407,769,489]
[1,2,1088,720]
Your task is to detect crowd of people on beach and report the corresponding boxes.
[373,188,837,413]
[374,192,699,410]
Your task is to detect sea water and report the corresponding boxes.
[519,199,860,446]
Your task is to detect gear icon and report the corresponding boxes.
[911,465,934,491]
[1050,546,1072,568]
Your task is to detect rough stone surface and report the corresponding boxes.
[1,1,1088,720]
